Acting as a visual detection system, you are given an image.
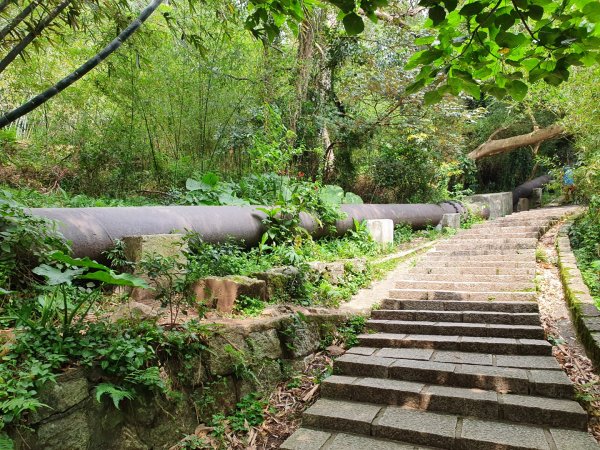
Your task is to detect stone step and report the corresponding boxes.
[471,223,547,230]
[433,246,537,254]
[321,375,587,429]
[394,280,534,292]
[337,351,573,398]
[409,266,535,275]
[435,239,538,250]
[388,289,536,302]
[422,256,535,264]
[380,299,539,313]
[396,273,533,282]
[455,232,539,239]
[367,320,545,339]
[357,333,552,355]
[372,309,540,325]
[415,261,536,269]
[479,225,550,233]
[463,225,541,233]
[301,399,597,449]
[425,251,534,260]
[280,428,437,450]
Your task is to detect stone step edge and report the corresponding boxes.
[372,309,540,325]
[358,333,552,356]
[336,352,573,398]
[301,398,597,449]
[387,289,537,302]
[366,320,545,339]
[321,375,587,430]
[381,299,539,312]
[280,427,441,450]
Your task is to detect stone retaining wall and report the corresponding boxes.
[556,223,600,366]
[11,309,350,450]
[466,192,513,219]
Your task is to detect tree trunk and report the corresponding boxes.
[289,15,316,136]
[467,124,564,160]
[0,0,164,129]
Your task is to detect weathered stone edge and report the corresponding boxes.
[556,220,600,366]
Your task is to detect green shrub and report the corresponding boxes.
[570,197,600,302]
[0,191,68,292]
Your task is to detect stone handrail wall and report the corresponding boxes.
[11,310,350,450]
[556,222,600,366]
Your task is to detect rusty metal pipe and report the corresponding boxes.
[512,175,552,209]
[29,202,467,259]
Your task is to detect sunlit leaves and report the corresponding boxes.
[583,1,600,21]
[403,0,600,103]
[506,79,529,100]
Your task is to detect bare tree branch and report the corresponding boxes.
[358,8,409,26]
[0,0,164,129]
[468,124,564,160]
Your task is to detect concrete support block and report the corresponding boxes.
[123,234,186,263]
[530,188,542,208]
[466,192,512,220]
[122,234,187,301]
[366,219,394,245]
[436,213,461,231]
[500,192,513,216]
[193,276,267,313]
[517,198,530,212]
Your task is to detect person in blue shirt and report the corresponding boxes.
[563,166,575,202]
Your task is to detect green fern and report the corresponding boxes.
[95,383,134,409]
[0,433,14,450]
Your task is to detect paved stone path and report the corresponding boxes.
[282,207,599,449]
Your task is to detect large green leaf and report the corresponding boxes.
[424,89,443,105]
[459,1,486,16]
[429,5,446,24]
[201,172,220,187]
[185,178,211,192]
[319,185,345,205]
[48,251,108,270]
[343,192,364,204]
[506,79,529,100]
[32,264,85,286]
[217,192,250,206]
[583,1,600,21]
[79,270,150,288]
[342,13,364,35]
[329,0,355,13]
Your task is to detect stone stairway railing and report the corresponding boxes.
[282,206,599,450]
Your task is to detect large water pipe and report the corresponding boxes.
[512,174,552,209]
[29,202,468,259]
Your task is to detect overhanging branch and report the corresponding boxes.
[467,124,564,160]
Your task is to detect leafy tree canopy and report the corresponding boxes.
[245,0,600,102]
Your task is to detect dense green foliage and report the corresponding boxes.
[1,0,599,447]
[570,198,600,304]
[411,0,600,100]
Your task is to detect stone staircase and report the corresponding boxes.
[282,207,599,449]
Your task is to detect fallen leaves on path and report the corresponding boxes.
[537,223,600,442]
[249,352,332,449]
